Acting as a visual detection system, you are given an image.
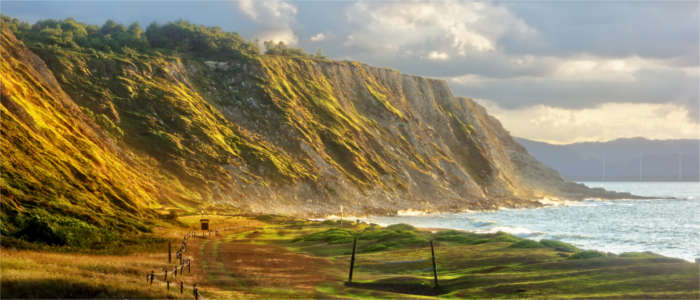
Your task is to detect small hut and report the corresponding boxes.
[200,219,210,230]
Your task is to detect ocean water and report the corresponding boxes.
[362,182,700,262]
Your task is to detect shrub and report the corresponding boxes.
[13,209,115,247]
[301,228,354,244]
[509,239,545,249]
[385,223,417,232]
[539,239,578,252]
[568,250,606,260]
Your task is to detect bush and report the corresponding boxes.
[539,239,578,252]
[568,250,607,260]
[509,239,545,249]
[385,223,417,232]
[13,209,116,247]
[301,228,354,244]
[4,16,260,59]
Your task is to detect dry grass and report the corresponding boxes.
[0,248,189,298]
[0,215,260,299]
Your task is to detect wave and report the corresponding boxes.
[478,226,543,238]
[397,209,430,216]
[474,220,495,227]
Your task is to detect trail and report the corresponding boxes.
[189,223,336,297]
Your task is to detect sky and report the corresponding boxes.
[2,0,699,144]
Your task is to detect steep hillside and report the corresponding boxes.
[0,28,171,245]
[1,19,632,245]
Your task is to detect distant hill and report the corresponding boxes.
[516,137,700,181]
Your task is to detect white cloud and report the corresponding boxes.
[427,51,449,61]
[257,29,298,46]
[237,0,299,45]
[553,56,667,82]
[344,0,535,58]
[476,99,700,144]
[310,32,326,42]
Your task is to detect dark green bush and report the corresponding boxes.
[509,239,545,249]
[568,250,607,260]
[12,209,116,247]
[385,223,417,232]
[539,239,578,252]
[301,228,354,244]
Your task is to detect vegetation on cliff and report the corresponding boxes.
[1,16,615,247]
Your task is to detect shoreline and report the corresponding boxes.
[324,198,697,263]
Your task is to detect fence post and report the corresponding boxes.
[168,241,172,264]
[164,269,167,281]
[188,259,191,273]
[150,270,154,285]
[180,281,184,294]
[193,283,198,300]
[167,280,170,291]
[348,237,357,283]
[431,240,439,288]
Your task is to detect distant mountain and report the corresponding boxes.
[516,137,700,181]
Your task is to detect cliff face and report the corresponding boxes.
[2,26,625,239]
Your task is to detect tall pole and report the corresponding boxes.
[348,237,357,283]
[168,241,172,264]
[431,240,439,288]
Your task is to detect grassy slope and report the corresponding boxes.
[0,27,316,246]
[2,214,696,299]
[0,28,171,245]
[32,44,313,190]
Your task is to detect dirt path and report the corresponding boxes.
[216,239,334,291]
[186,222,337,297]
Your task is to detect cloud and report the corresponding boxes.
[504,1,699,64]
[343,0,535,59]
[237,0,298,45]
[4,0,696,141]
[446,56,699,122]
[427,51,449,61]
[477,100,700,144]
[310,32,326,42]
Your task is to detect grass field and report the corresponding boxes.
[2,214,698,299]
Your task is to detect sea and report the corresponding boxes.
[362,182,700,262]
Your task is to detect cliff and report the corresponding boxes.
[1,20,630,245]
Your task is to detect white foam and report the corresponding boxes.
[478,226,543,238]
[397,209,430,216]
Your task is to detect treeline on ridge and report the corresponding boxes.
[1,15,320,59]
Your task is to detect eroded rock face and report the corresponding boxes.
[3,29,631,220]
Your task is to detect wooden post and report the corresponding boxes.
[193,283,198,300]
[168,241,172,264]
[180,281,184,294]
[188,259,191,273]
[174,266,177,277]
[150,270,154,285]
[167,280,170,291]
[348,237,357,283]
[430,240,439,288]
